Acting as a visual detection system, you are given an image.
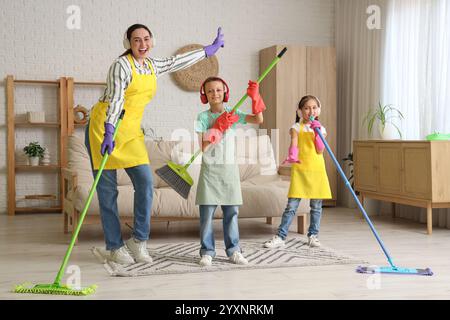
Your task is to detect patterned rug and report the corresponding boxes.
[92,237,366,277]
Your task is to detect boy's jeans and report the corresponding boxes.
[199,205,241,258]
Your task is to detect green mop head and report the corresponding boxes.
[14,282,97,296]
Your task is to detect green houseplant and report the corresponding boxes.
[23,142,45,166]
[363,102,404,139]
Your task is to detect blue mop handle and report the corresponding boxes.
[310,117,396,269]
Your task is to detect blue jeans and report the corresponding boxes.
[199,205,241,258]
[277,198,323,240]
[85,125,153,250]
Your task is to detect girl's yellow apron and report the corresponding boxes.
[89,54,157,170]
[288,122,332,199]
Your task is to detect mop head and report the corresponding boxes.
[14,282,97,296]
[356,266,433,276]
[155,161,193,199]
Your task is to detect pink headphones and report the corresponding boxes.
[200,77,230,104]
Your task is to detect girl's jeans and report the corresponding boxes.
[277,198,323,239]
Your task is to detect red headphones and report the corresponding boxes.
[200,77,230,104]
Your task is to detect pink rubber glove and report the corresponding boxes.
[282,146,301,165]
[206,111,239,144]
[100,123,115,155]
[247,80,266,114]
[310,120,325,153]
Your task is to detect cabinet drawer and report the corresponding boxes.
[354,143,377,191]
[378,144,403,195]
[403,145,431,199]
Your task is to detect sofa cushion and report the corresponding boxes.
[68,135,95,186]
[68,135,178,188]
[236,134,278,181]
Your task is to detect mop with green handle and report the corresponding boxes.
[14,110,126,296]
[156,47,288,199]
[309,116,433,276]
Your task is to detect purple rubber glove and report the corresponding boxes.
[310,120,325,153]
[204,27,224,57]
[100,123,115,155]
[282,146,301,165]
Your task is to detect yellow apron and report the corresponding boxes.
[89,54,157,170]
[287,122,332,199]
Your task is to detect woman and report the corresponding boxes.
[85,23,225,265]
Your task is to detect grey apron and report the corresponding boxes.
[195,129,242,205]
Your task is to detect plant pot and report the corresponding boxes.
[378,122,400,140]
[29,157,40,166]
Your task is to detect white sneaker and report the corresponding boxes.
[229,251,248,265]
[199,255,213,267]
[110,246,135,265]
[264,235,285,248]
[125,238,153,263]
[308,235,321,247]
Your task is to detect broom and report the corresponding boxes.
[310,116,433,276]
[156,47,288,199]
[14,110,126,296]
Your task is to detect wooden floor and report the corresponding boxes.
[1,207,449,300]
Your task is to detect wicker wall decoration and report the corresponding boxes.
[171,44,219,91]
[73,105,89,125]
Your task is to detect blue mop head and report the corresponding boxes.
[356,266,433,276]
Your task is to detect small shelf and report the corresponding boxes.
[15,164,60,172]
[13,79,59,85]
[7,75,68,216]
[23,194,57,200]
[15,122,60,128]
[15,207,62,213]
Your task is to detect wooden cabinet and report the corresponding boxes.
[6,75,68,215]
[259,45,337,205]
[353,140,450,234]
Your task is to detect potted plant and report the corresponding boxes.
[363,102,404,139]
[23,142,45,166]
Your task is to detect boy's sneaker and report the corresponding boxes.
[199,255,213,267]
[125,238,153,263]
[308,235,321,247]
[110,246,135,265]
[264,235,285,248]
[229,251,248,265]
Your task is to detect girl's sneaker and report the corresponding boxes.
[229,251,248,265]
[199,255,213,267]
[308,235,321,247]
[264,235,285,248]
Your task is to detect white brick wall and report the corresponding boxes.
[0,0,335,214]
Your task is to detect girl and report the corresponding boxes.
[195,77,266,267]
[85,24,224,265]
[264,95,332,248]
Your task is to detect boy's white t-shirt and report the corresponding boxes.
[291,122,327,136]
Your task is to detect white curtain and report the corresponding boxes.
[335,0,387,209]
[381,0,450,228]
[382,0,450,139]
